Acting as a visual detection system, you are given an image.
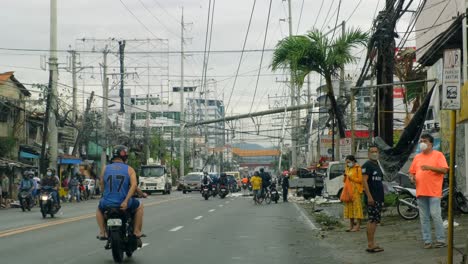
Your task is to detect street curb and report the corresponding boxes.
[293,202,319,230]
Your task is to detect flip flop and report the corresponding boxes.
[366,247,384,253]
[96,235,108,241]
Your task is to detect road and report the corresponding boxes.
[0,192,340,264]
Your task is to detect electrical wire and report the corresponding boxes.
[118,0,164,40]
[200,0,213,100]
[249,0,274,114]
[313,0,325,29]
[345,0,363,23]
[225,0,257,111]
[137,0,179,38]
[321,0,336,32]
[296,0,306,34]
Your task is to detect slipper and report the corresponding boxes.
[134,234,147,239]
[366,247,384,253]
[96,235,108,241]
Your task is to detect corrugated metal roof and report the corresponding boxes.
[0,71,31,96]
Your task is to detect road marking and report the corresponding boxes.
[137,243,150,250]
[293,202,318,230]
[225,201,230,204]
[218,204,224,207]
[209,209,215,212]
[194,216,203,220]
[169,226,184,232]
[0,196,188,238]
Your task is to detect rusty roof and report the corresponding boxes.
[0,71,31,96]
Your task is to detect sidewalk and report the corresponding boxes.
[295,196,468,264]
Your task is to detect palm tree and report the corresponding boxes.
[271,28,368,138]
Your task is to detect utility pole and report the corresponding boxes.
[101,49,109,171]
[48,0,58,169]
[40,84,51,175]
[145,64,151,163]
[71,50,78,123]
[180,7,185,178]
[375,0,398,146]
[287,0,297,170]
[337,20,345,161]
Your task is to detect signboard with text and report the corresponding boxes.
[442,49,461,110]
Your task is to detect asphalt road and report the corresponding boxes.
[0,192,340,264]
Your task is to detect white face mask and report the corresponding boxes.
[347,162,354,168]
[46,172,52,177]
[419,142,428,151]
[370,153,379,161]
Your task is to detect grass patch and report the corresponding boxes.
[384,193,398,207]
[314,212,343,230]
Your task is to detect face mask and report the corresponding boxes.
[370,153,379,160]
[347,162,354,168]
[419,142,428,151]
[46,172,52,177]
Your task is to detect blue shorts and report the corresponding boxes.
[98,198,140,214]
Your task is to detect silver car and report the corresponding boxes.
[182,173,203,194]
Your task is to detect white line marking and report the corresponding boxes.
[169,226,184,232]
[293,203,318,230]
[209,209,215,212]
[194,216,203,220]
[225,201,230,204]
[137,243,150,250]
[218,204,224,207]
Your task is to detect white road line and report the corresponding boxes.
[293,203,318,230]
[209,209,215,212]
[194,216,203,220]
[169,226,184,232]
[225,201,230,204]
[137,243,150,250]
[218,204,224,207]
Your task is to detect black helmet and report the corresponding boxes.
[220,172,226,177]
[111,145,128,162]
[24,171,34,178]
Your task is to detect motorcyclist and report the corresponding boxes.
[201,172,213,191]
[40,168,60,207]
[18,171,35,202]
[219,172,228,187]
[96,145,144,247]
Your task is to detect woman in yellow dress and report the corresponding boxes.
[343,155,364,232]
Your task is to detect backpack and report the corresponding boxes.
[203,176,208,184]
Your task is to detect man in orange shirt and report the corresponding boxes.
[409,134,448,249]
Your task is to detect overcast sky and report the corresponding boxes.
[1,0,416,146]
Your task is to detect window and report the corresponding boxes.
[135,113,146,120]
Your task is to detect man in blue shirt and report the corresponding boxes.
[96,145,144,245]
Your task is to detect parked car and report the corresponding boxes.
[182,173,203,194]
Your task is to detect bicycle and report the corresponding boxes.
[253,190,263,205]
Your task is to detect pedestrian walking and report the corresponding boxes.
[68,175,80,202]
[342,155,364,232]
[1,174,10,208]
[409,133,448,249]
[281,172,289,202]
[362,146,385,253]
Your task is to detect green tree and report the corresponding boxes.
[271,28,368,138]
[149,133,166,162]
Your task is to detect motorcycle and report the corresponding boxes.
[19,189,33,212]
[39,187,60,218]
[241,182,248,196]
[201,184,210,200]
[219,184,228,199]
[394,180,468,220]
[211,183,218,197]
[103,208,141,263]
[269,183,280,204]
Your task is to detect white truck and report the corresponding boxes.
[139,161,172,195]
[290,161,346,199]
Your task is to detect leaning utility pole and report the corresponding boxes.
[375,0,400,146]
[287,0,297,170]
[101,49,109,171]
[48,0,58,169]
[145,64,151,163]
[180,8,185,177]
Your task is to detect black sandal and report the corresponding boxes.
[96,235,108,241]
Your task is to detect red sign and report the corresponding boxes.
[393,87,405,99]
[344,130,370,138]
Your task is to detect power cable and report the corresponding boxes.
[200,0,213,99]
[296,0,306,34]
[313,0,325,29]
[331,0,342,39]
[345,0,363,22]
[225,0,257,111]
[321,0,336,32]
[137,0,179,38]
[249,0,274,114]
[118,0,164,40]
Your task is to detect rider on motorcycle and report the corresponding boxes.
[219,172,228,187]
[201,172,213,191]
[96,145,144,246]
[40,168,60,207]
[18,171,35,200]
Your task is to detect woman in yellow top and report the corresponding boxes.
[343,155,364,232]
[250,172,263,200]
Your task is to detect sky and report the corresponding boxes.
[0,0,417,147]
